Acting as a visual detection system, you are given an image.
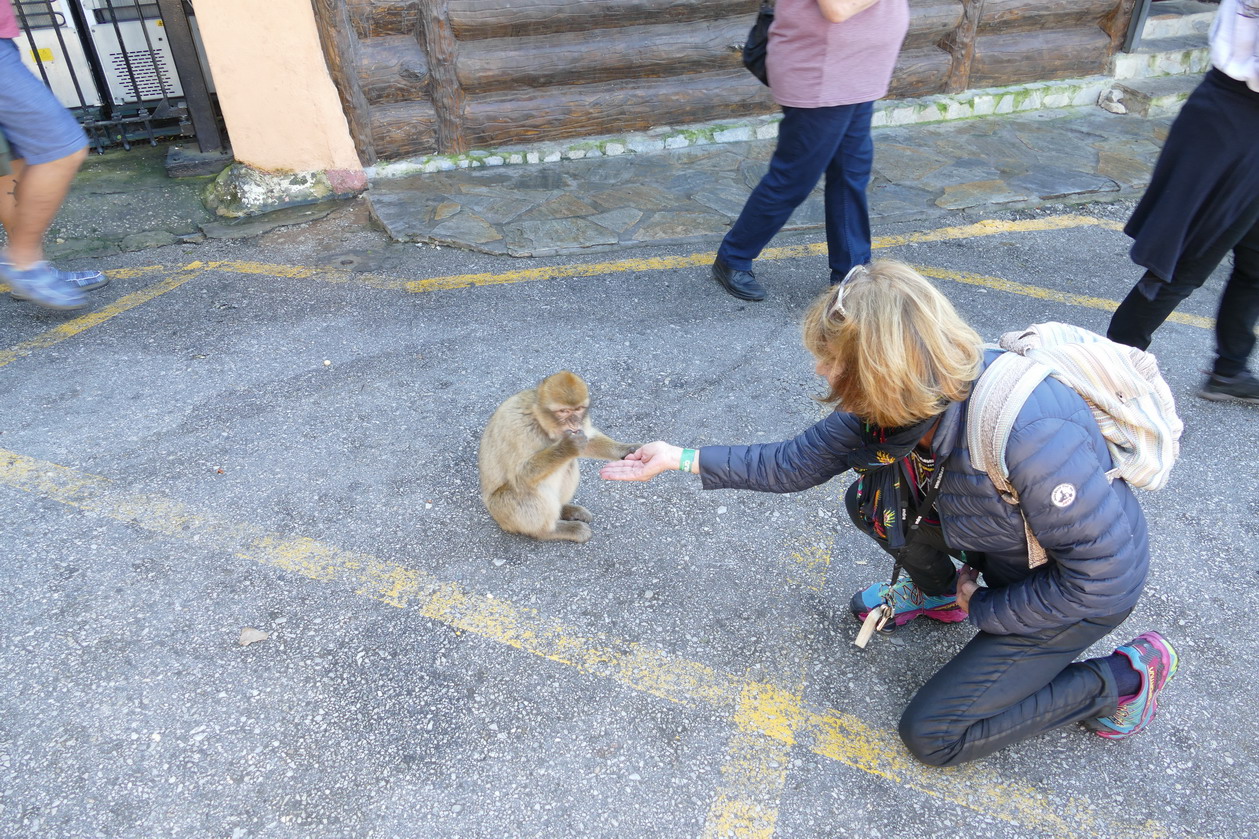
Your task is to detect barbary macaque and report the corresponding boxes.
[479,371,636,543]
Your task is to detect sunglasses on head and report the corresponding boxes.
[829,264,868,318]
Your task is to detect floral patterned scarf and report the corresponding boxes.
[846,415,942,554]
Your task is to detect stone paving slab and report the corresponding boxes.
[367,107,1172,258]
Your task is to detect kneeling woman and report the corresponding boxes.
[600,260,1177,766]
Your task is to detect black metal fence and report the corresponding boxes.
[12,0,223,153]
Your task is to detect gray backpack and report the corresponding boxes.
[966,322,1183,567]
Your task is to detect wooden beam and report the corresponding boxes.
[905,1,965,50]
[454,20,746,94]
[359,35,429,105]
[369,100,440,158]
[943,0,986,94]
[889,45,953,98]
[447,0,758,41]
[345,0,421,39]
[969,27,1112,86]
[311,0,377,165]
[418,0,466,153]
[1102,0,1142,53]
[459,70,770,149]
[978,0,1125,34]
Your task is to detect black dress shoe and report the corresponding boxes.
[712,257,766,301]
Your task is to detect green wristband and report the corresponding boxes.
[678,448,697,473]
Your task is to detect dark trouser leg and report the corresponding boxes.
[822,101,874,277]
[899,610,1130,767]
[718,103,869,272]
[1108,267,1209,351]
[844,481,957,596]
[1212,217,1259,376]
[1109,198,1259,352]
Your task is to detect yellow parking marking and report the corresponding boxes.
[703,676,803,839]
[3,216,1200,375]
[191,214,1127,295]
[0,447,1172,839]
[176,215,1215,333]
[875,214,1124,248]
[918,265,1214,329]
[0,265,202,370]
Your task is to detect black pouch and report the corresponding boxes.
[742,3,774,87]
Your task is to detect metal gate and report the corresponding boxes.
[11,0,223,153]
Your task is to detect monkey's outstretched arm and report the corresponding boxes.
[516,437,581,488]
[582,432,639,462]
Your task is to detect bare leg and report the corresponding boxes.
[560,504,593,522]
[0,148,88,268]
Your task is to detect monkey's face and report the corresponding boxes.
[551,404,587,432]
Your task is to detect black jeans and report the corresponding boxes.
[1109,203,1259,377]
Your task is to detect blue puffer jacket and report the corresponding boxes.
[698,352,1150,636]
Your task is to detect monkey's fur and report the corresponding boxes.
[479,371,636,543]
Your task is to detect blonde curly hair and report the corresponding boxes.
[801,260,983,428]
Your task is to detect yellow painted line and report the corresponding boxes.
[188,214,1221,333]
[703,677,802,839]
[918,265,1214,330]
[0,447,1176,839]
[187,214,1127,294]
[874,214,1125,248]
[0,265,204,370]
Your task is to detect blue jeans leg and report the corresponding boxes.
[898,610,1130,767]
[718,102,874,274]
[824,101,874,276]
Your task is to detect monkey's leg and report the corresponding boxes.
[536,520,592,543]
[560,504,592,522]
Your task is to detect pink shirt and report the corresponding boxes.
[1,1,19,40]
[766,0,910,108]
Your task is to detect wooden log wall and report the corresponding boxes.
[315,0,1139,165]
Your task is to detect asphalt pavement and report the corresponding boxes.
[1,188,1256,839]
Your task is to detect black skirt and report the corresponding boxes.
[1125,68,1259,281]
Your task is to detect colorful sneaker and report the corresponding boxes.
[1087,631,1179,740]
[1,261,87,310]
[1198,370,1259,405]
[849,578,967,627]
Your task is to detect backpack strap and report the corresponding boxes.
[967,351,1051,569]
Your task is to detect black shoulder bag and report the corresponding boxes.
[742,2,774,87]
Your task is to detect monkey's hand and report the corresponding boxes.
[599,441,682,482]
[564,428,589,453]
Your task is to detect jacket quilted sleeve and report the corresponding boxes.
[965,381,1150,635]
[698,411,865,494]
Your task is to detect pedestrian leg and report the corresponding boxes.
[1210,217,1259,377]
[823,101,874,279]
[716,104,859,272]
[0,148,87,268]
[1109,198,1259,351]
